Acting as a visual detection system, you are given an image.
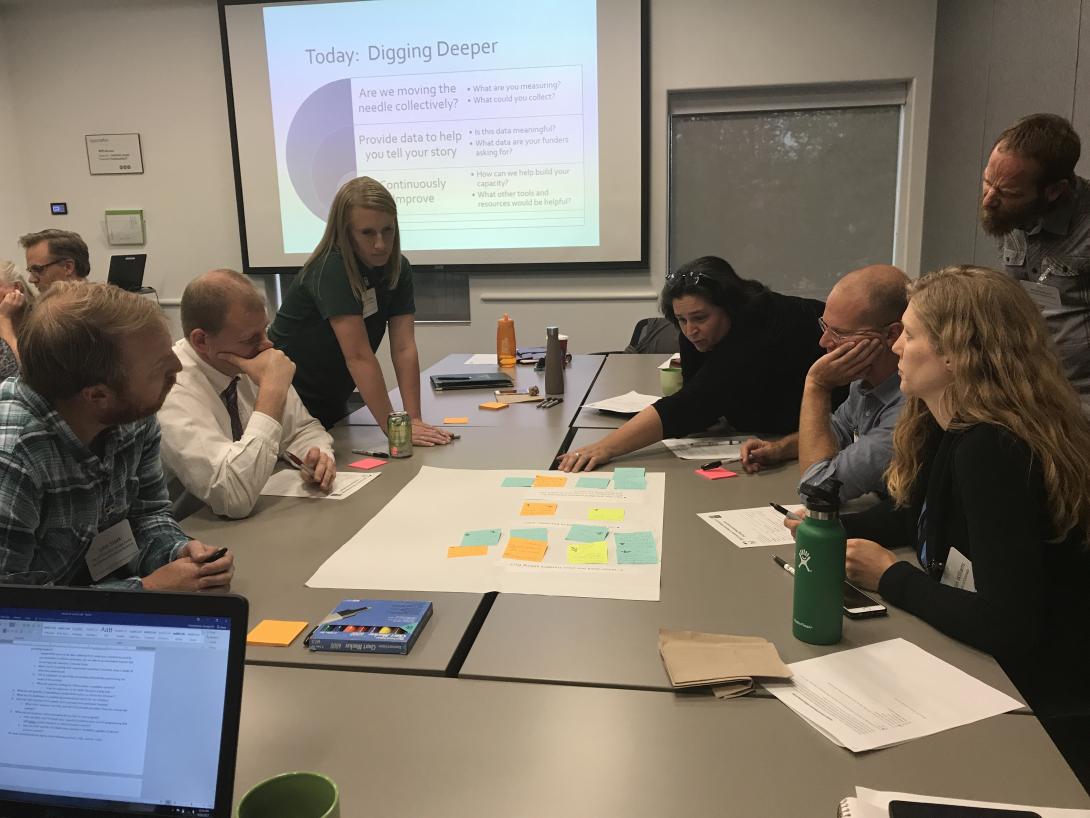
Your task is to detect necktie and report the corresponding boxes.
[917,498,929,569]
[222,377,243,442]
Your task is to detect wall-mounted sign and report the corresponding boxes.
[85,133,143,175]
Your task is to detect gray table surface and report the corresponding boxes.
[571,352,667,429]
[344,352,605,428]
[180,424,569,675]
[461,430,1025,701]
[235,666,1090,817]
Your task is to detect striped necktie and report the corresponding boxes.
[222,377,243,442]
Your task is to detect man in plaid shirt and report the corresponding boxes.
[0,282,234,590]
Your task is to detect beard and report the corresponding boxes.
[979,193,1050,237]
[100,380,174,426]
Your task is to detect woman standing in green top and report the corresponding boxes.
[269,176,452,444]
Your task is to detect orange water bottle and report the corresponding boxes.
[497,313,516,367]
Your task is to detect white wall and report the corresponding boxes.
[0,15,26,253]
[0,0,936,380]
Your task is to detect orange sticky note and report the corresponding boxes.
[520,501,558,516]
[246,619,309,647]
[532,474,567,488]
[443,417,469,424]
[448,545,488,558]
[479,401,508,410]
[503,538,548,561]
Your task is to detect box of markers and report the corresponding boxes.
[308,598,432,655]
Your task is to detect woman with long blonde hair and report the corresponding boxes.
[0,259,34,379]
[842,265,1090,783]
[269,177,451,443]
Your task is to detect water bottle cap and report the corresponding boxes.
[800,477,842,513]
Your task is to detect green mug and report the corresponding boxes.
[235,771,339,818]
[659,367,683,397]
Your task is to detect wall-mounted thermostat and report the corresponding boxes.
[50,202,68,215]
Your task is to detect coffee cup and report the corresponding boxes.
[235,771,339,818]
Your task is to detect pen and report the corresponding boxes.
[202,546,229,564]
[351,449,389,458]
[302,624,319,648]
[773,555,796,576]
[284,451,316,480]
[770,502,803,522]
[701,460,722,470]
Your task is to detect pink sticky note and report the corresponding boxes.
[696,467,737,480]
[350,457,387,470]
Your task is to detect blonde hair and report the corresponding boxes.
[0,259,37,316]
[19,281,166,400]
[886,265,1090,540]
[301,177,401,304]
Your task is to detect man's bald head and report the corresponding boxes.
[181,269,266,337]
[831,265,909,329]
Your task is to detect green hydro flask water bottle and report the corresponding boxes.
[792,478,846,645]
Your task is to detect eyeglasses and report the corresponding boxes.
[817,316,894,344]
[26,258,71,276]
[665,269,710,286]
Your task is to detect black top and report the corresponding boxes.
[653,291,830,437]
[845,423,1090,717]
[269,251,415,428]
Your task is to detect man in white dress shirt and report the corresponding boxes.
[158,269,336,518]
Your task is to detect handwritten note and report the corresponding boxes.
[503,538,548,561]
[461,529,502,547]
[521,501,558,516]
[616,531,659,564]
[532,475,567,488]
[448,545,489,558]
[588,507,624,522]
[567,541,608,564]
[567,524,609,542]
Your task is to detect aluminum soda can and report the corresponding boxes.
[387,411,413,458]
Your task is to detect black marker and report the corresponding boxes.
[769,502,803,521]
[701,460,722,470]
[202,547,229,564]
[351,449,389,458]
[773,555,796,576]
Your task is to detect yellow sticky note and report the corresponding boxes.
[532,475,567,488]
[503,538,548,561]
[246,619,309,647]
[588,507,625,522]
[479,401,508,410]
[520,501,558,516]
[448,545,488,558]
[443,417,469,424]
[567,541,608,564]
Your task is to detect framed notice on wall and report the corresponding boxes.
[85,133,143,175]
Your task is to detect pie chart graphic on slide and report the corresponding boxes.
[286,78,356,219]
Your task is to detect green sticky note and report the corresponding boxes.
[617,542,659,565]
[612,467,645,480]
[576,476,611,489]
[567,541,608,564]
[510,527,548,542]
[615,531,655,550]
[566,524,609,542]
[461,529,503,547]
[588,507,625,522]
[501,476,535,488]
[614,476,647,490]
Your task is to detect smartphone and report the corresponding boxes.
[843,580,887,618]
[889,801,1040,818]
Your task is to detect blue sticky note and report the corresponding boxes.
[576,476,611,489]
[501,476,535,488]
[612,467,646,480]
[615,531,655,550]
[616,532,658,565]
[510,527,548,542]
[461,529,503,547]
[566,524,609,542]
[614,476,647,490]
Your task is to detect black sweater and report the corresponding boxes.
[845,423,1090,716]
[653,291,829,437]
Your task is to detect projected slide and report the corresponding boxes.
[264,0,599,255]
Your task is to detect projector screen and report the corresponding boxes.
[219,0,647,274]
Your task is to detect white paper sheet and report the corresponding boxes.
[260,469,378,500]
[306,466,665,600]
[698,506,800,547]
[584,391,660,414]
[662,436,744,461]
[855,786,1090,817]
[464,353,498,365]
[764,639,1023,752]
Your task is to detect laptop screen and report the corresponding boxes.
[0,591,246,817]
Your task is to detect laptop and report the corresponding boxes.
[107,254,147,292]
[0,585,248,817]
[430,372,513,391]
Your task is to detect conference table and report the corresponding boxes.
[215,352,1089,813]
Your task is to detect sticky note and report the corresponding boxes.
[461,528,502,547]
[696,467,737,480]
[448,545,488,558]
[567,541,608,564]
[566,524,609,542]
[614,476,647,490]
[532,475,567,488]
[443,417,469,425]
[613,467,646,480]
[349,457,387,470]
[520,501,557,516]
[503,538,548,561]
[576,476,610,489]
[479,401,508,410]
[501,476,535,488]
[616,532,658,565]
[510,527,548,542]
[588,507,624,521]
[246,620,309,647]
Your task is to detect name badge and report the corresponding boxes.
[940,546,976,592]
[361,288,378,319]
[1019,280,1062,311]
[85,519,139,582]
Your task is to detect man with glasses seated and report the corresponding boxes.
[741,265,908,501]
[19,228,90,292]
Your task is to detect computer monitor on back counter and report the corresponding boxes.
[0,585,248,818]
[107,254,147,292]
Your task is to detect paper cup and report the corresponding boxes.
[236,771,339,818]
[659,367,683,397]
